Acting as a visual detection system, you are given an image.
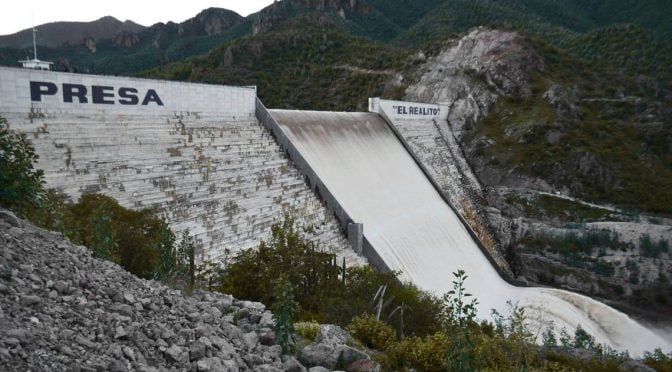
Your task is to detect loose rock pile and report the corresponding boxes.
[0,209,379,372]
[0,209,279,371]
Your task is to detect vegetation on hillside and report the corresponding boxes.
[2,0,670,84]
[465,38,672,214]
[198,216,672,371]
[146,17,410,111]
[395,0,672,81]
[0,8,244,75]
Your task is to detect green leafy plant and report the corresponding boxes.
[62,193,172,279]
[0,116,45,216]
[542,322,558,347]
[176,229,196,292]
[295,320,320,341]
[347,313,397,351]
[442,269,478,372]
[272,277,298,354]
[644,348,672,371]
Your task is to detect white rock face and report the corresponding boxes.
[406,28,544,139]
[270,109,672,355]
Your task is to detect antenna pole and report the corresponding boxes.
[32,27,37,60]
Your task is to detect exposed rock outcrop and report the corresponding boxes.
[407,27,544,140]
[114,34,140,48]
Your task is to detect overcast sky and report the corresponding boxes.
[0,0,276,35]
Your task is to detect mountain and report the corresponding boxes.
[0,8,243,75]
[0,16,145,49]
[1,0,670,82]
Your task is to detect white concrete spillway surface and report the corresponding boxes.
[269,109,672,355]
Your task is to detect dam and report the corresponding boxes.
[1,67,670,355]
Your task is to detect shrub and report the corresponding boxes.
[63,193,172,279]
[218,215,344,318]
[295,321,320,341]
[644,348,672,371]
[442,269,479,372]
[217,216,443,336]
[640,234,670,258]
[0,116,45,216]
[347,314,397,351]
[387,332,448,371]
[272,277,298,354]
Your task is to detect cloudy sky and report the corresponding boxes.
[0,0,276,35]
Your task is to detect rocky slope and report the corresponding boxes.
[405,28,672,320]
[0,209,379,371]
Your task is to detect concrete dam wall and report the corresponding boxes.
[1,67,670,354]
[268,108,671,355]
[0,67,363,266]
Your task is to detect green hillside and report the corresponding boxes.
[396,0,672,82]
[465,40,672,213]
[146,16,410,111]
[560,24,672,81]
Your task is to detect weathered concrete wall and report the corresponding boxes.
[370,97,509,272]
[0,66,360,265]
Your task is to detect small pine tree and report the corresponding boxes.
[573,324,596,350]
[559,327,572,349]
[542,322,558,347]
[272,277,297,354]
[177,229,196,292]
[157,226,177,283]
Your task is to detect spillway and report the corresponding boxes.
[269,109,672,355]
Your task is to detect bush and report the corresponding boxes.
[272,277,298,353]
[387,332,448,371]
[640,234,670,258]
[63,193,173,279]
[644,348,672,371]
[295,321,320,341]
[347,314,397,351]
[217,216,443,336]
[217,215,344,319]
[0,116,45,216]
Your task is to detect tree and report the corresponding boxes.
[272,277,298,353]
[176,229,196,292]
[0,116,45,216]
